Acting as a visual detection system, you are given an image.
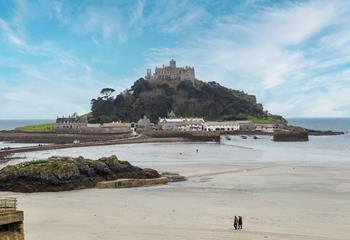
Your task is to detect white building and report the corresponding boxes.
[158,118,205,131]
[204,121,240,131]
[145,59,195,82]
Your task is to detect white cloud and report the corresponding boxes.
[0,60,120,119]
[161,8,205,33]
[0,17,29,50]
[129,0,145,28]
[145,0,350,117]
[1,0,350,118]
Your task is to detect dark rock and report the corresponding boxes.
[0,155,160,193]
[273,128,309,142]
[306,129,344,136]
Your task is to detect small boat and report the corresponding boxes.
[241,135,248,139]
[225,135,231,140]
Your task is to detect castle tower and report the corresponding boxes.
[170,59,176,68]
[146,59,195,81]
[145,68,152,80]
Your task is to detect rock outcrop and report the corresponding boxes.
[161,172,187,182]
[273,128,309,142]
[96,177,169,189]
[306,129,344,136]
[0,155,160,192]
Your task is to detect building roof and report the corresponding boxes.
[255,123,276,127]
[159,118,183,123]
[56,116,87,124]
[159,118,204,123]
[205,121,240,126]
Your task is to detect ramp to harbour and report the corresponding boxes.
[0,198,24,240]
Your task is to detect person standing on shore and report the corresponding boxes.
[233,216,238,230]
[238,216,243,229]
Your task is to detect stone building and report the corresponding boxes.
[158,118,205,131]
[254,123,276,133]
[135,115,155,131]
[56,113,88,129]
[237,121,256,131]
[145,59,195,82]
[157,111,204,131]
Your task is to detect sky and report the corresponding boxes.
[0,0,350,119]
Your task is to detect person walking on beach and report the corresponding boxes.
[233,216,238,230]
[238,216,243,229]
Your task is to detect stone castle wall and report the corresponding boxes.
[146,60,195,81]
[56,126,131,134]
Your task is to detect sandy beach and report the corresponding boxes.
[1,139,350,240]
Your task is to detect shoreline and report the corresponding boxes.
[0,135,200,162]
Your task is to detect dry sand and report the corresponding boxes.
[1,160,350,240]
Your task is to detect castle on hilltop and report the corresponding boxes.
[145,59,195,82]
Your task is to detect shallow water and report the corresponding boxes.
[4,134,349,170]
[287,117,350,132]
[1,118,349,167]
[8,142,260,167]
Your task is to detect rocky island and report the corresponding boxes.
[0,155,160,192]
[0,60,343,150]
[89,62,285,124]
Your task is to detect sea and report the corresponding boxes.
[0,118,349,167]
[287,118,350,133]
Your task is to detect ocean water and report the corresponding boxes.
[6,134,349,169]
[287,118,350,133]
[0,119,54,131]
[222,117,350,163]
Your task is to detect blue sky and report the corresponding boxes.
[1,0,350,119]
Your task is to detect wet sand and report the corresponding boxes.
[0,161,348,240]
[1,141,349,240]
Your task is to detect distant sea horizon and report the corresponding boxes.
[287,118,350,133]
[0,118,349,132]
[0,119,55,131]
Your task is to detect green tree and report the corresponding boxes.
[100,88,115,99]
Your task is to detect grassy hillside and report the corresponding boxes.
[15,123,56,132]
[247,116,275,124]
